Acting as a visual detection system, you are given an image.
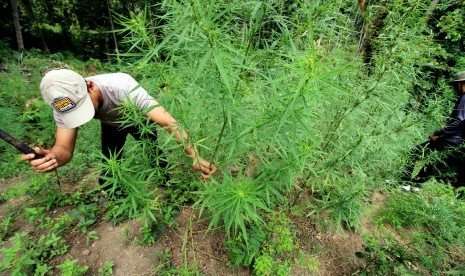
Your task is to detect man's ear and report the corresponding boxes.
[86,81,96,92]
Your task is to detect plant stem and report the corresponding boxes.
[210,96,227,166]
[209,2,266,165]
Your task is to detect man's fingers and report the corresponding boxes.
[201,164,217,175]
[201,173,210,181]
[200,165,211,174]
[21,147,48,161]
[192,158,217,180]
[20,153,36,161]
[20,146,56,173]
[35,163,58,173]
[209,165,217,174]
[32,157,58,173]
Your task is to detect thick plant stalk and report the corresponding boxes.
[106,0,120,62]
[210,98,227,166]
[425,0,440,25]
[208,2,267,165]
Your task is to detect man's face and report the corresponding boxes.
[453,82,465,94]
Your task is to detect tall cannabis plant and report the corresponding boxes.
[194,171,273,245]
[111,0,457,231]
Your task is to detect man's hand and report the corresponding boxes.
[429,134,439,141]
[20,147,59,173]
[192,157,217,180]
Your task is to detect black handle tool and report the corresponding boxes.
[0,128,45,159]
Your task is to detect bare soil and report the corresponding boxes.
[0,174,373,275]
[47,207,366,275]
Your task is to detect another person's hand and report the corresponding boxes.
[192,157,217,180]
[429,134,439,141]
[20,147,58,173]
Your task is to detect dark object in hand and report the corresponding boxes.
[0,129,44,159]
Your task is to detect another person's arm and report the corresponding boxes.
[21,127,77,173]
[433,94,465,139]
[145,101,217,179]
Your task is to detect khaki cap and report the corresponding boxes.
[451,71,465,83]
[40,69,95,128]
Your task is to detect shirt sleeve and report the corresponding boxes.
[53,111,66,128]
[121,73,157,111]
[434,94,465,137]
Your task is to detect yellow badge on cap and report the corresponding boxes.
[51,97,76,112]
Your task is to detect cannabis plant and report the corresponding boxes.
[194,171,272,244]
[375,181,465,270]
[111,0,461,234]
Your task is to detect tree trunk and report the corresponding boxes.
[22,0,49,51]
[425,0,440,25]
[106,0,120,62]
[358,7,388,76]
[10,0,24,50]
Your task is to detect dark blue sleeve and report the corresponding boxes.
[434,94,465,137]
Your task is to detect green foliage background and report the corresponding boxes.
[1,0,465,274]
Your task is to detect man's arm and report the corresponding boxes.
[21,127,77,173]
[146,102,195,155]
[145,101,217,178]
[434,94,465,137]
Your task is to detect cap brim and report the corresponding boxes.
[450,79,465,83]
[60,95,95,128]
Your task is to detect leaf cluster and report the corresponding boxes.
[194,171,272,244]
[374,181,465,271]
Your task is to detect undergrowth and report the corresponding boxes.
[1,0,464,274]
[369,180,465,272]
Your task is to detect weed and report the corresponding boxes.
[308,175,368,230]
[19,98,56,146]
[51,213,75,234]
[0,107,29,178]
[56,259,89,276]
[253,254,274,276]
[195,171,271,244]
[139,205,178,245]
[70,203,100,233]
[85,230,100,246]
[1,0,464,273]
[26,207,71,232]
[0,231,68,275]
[226,226,267,267]
[355,234,417,275]
[98,261,115,276]
[0,216,14,241]
[3,179,31,199]
[296,252,319,274]
[34,263,51,275]
[264,213,296,256]
[97,141,164,224]
[0,232,36,274]
[164,180,203,205]
[139,222,157,245]
[35,233,69,262]
[153,249,174,274]
[25,207,47,225]
[24,174,62,208]
[275,262,292,276]
[374,181,465,270]
[225,211,304,274]
[378,181,465,240]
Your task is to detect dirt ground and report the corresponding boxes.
[0,175,370,275]
[48,208,365,275]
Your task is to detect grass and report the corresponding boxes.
[1,0,465,274]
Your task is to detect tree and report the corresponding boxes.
[10,0,24,50]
